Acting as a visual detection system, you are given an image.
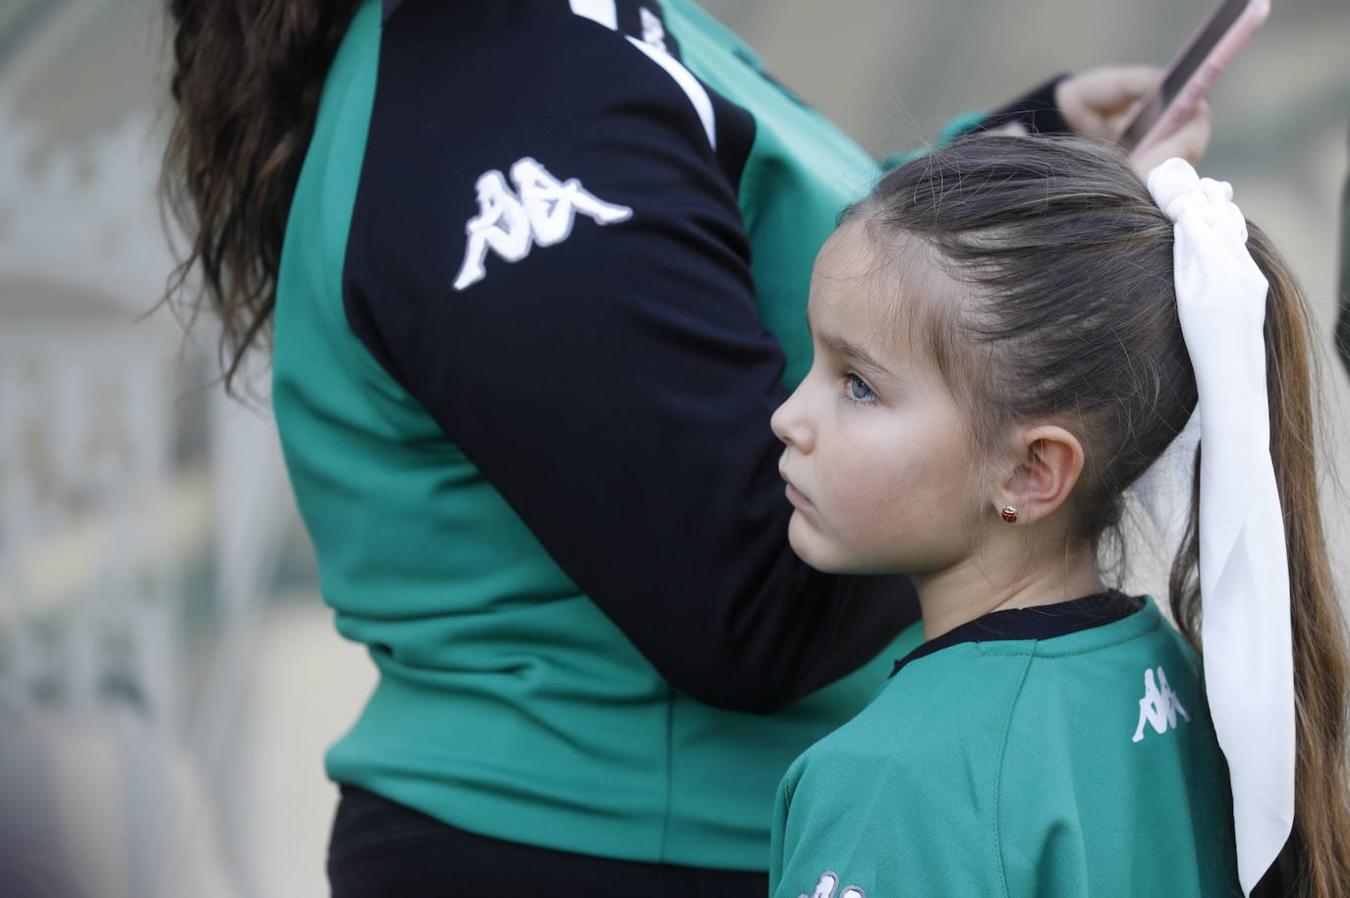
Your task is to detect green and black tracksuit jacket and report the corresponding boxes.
[273,0,1069,874]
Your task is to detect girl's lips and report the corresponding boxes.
[784,480,814,511]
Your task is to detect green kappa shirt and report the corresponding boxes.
[771,593,1242,896]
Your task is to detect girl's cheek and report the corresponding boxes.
[844,475,909,531]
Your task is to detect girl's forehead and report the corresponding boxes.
[810,223,889,327]
[810,221,948,353]
[815,219,879,279]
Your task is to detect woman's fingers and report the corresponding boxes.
[1075,65,1158,109]
[1130,97,1214,175]
[1056,65,1161,136]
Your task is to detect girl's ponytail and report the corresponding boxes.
[162,0,361,391]
[1169,226,1350,897]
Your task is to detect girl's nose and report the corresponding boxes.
[770,388,814,454]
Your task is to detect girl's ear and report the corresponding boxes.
[996,424,1086,525]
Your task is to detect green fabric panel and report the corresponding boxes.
[770,599,1240,896]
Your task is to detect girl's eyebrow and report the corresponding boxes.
[831,336,895,378]
[805,312,896,378]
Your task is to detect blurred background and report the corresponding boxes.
[0,1,1345,896]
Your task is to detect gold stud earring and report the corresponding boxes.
[1000,505,1019,523]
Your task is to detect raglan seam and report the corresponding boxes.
[567,0,722,158]
[640,1,758,206]
[991,650,1037,898]
[317,4,443,425]
[988,614,1167,894]
[337,8,425,408]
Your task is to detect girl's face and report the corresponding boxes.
[771,222,986,575]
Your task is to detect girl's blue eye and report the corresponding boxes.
[843,373,876,403]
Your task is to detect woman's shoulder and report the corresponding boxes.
[376,0,750,157]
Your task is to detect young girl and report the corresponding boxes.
[768,136,1350,898]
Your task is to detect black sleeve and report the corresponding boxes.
[982,74,1073,135]
[345,2,918,713]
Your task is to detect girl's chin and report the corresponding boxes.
[788,515,918,576]
[785,514,824,566]
[786,515,854,574]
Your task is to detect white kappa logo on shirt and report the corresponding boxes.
[799,871,865,898]
[452,156,633,291]
[1132,665,1191,743]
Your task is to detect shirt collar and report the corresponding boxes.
[891,589,1146,677]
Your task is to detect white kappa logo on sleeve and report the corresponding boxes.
[799,871,866,898]
[1132,665,1191,743]
[453,156,633,291]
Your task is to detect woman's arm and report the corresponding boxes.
[345,4,917,712]
[894,67,1213,173]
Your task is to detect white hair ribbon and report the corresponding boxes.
[1141,157,1294,896]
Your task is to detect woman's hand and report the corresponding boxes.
[1056,65,1213,175]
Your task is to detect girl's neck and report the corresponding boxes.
[913,537,1105,642]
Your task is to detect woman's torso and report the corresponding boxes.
[271,0,919,870]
